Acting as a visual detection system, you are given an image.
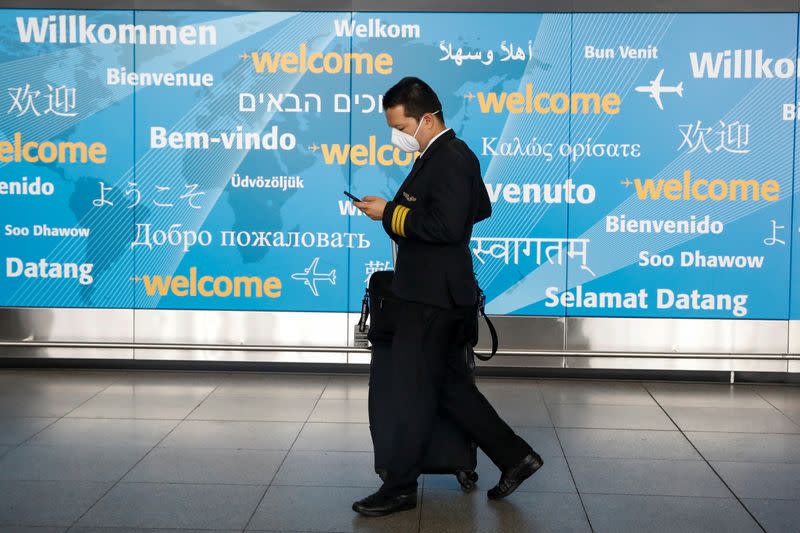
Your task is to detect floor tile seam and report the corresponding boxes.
[670,426,800,433]
[706,459,800,466]
[260,481,581,494]
[290,421,368,425]
[551,425,676,430]
[551,426,681,432]
[661,405,800,413]
[5,443,287,451]
[738,496,800,502]
[561,456,708,463]
[155,446,295,452]
[0,478,273,486]
[64,377,227,530]
[547,401,798,409]
[1,375,126,470]
[642,385,768,533]
[0,415,61,419]
[540,392,596,533]
[241,375,329,532]
[61,416,203,421]
[528,401,659,407]
[753,389,800,430]
[562,455,799,462]
[174,418,323,423]
[684,429,800,435]
[198,393,327,400]
[576,491,764,500]
[66,526,245,532]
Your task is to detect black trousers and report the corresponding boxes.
[378,298,533,497]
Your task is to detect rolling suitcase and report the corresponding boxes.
[357,269,480,492]
[368,336,479,491]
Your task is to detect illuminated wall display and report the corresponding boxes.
[1,10,798,322]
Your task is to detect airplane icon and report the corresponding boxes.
[291,257,336,297]
[635,69,683,110]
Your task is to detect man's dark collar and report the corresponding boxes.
[419,128,455,160]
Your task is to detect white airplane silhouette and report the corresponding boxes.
[635,69,683,110]
[291,257,336,297]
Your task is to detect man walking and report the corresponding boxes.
[353,77,542,517]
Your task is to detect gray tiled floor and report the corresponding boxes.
[0,369,797,532]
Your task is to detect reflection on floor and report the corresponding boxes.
[0,369,797,532]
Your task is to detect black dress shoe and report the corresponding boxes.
[352,490,417,517]
[487,452,544,500]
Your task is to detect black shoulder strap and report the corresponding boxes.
[474,288,498,361]
[357,289,370,333]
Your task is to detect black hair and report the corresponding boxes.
[382,76,445,125]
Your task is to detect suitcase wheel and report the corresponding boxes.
[456,470,478,492]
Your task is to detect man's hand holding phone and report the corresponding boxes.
[346,192,387,221]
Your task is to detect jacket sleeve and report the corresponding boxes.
[382,155,473,244]
[473,153,492,223]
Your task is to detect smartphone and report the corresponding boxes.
[343,191,362,203]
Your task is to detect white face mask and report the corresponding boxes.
[391,110,440,153]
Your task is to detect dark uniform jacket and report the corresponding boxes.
[381,129,491,309]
